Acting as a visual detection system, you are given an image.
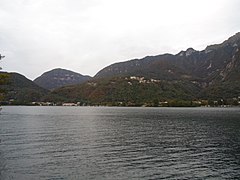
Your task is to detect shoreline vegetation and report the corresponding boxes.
[1,99,239,108]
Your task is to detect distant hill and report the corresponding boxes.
[34,68,91,90]
[51,76,201,106]
[0,72,48,104]
[49,32,240,106]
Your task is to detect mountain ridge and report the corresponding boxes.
[49,32,240,106]
[34,68,91,90]
[0,72,48,104]
[2,32,240,106]
[95,32,240,84]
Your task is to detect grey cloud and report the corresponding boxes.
[0,0,240,79]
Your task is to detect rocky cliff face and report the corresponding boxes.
[34,68,91,90]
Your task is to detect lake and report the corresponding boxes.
[0,106,240,179]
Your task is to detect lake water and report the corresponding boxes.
[0,106,240,179]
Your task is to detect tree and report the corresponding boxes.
[0,54,8,102]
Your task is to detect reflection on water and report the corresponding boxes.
[0,106,240,179]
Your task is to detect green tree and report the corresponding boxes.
[0,54,8,102]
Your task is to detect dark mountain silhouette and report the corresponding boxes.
[0,72,48,104]
[34,68,91,90]
[95,32,240,85]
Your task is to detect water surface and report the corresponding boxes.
[0,106,240,179]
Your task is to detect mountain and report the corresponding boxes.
[0,72,48,104]
[34,68,91,90]
[49,32,240,106]
[2,33,239,106]
[95,32,240,85]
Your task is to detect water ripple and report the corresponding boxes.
[0,106,240,179]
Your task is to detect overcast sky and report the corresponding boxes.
[0,0,240,80]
